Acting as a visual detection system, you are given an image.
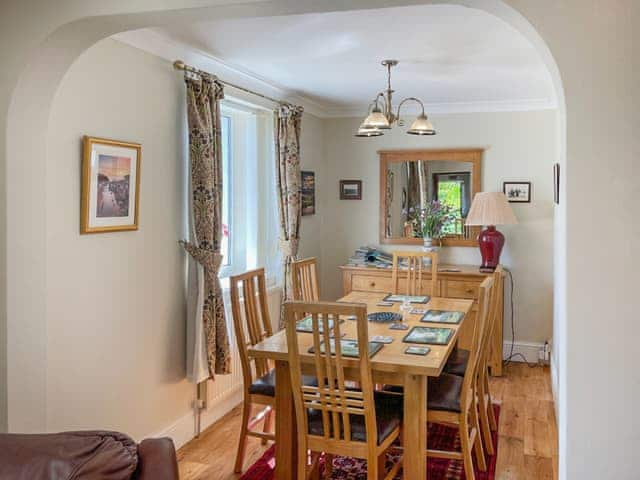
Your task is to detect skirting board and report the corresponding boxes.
[502,340,545,364]
[149,384,243,450]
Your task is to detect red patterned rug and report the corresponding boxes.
[241,405,499,480]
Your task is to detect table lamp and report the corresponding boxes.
[465,192,517,272]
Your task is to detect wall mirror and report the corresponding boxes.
[379,149,483,247]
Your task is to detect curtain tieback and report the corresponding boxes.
[279,238,299,257]
[179,240,223,272]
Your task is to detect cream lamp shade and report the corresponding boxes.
[465,192,518,226]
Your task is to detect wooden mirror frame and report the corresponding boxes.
[379,148,483,247]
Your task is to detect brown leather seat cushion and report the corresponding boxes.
[427,373,463,413]
[0,431,138,480]
[248,370,318,397]
[443,348,469,377]
[307,391,403,444]
[382,373,463,413]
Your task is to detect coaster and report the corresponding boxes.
[383,294,430,304]
[371,335,394,344]
[308,339,384,358]
[402,326,454,345]
[296,316,344,333]
[405,346,430,356]
[420,310,465,325]
[410,308,428,315]
[345,315,358,321]
[376,301,394,307]
[389,323,409,330]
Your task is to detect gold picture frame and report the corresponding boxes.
[81,136,141,234]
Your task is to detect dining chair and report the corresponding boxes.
[229,268,318,473]
[475,267,503,453]
[292,257,320,301]
[442,267,502,455]
[284,300,403,480]
[390,251,439,297]
[423,275,494,480]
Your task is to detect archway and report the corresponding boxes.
[2,0,566,471]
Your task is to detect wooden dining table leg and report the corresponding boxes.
[275,359,298,480]
[403,373,428,479]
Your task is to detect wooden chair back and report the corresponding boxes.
[230,268,274,392]
[391,251,439,296]
[284,301,377,447]
[291,257,320,302]
[459,275,494,411]
[479,267,503,368]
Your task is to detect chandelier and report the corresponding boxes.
[355,60,436,137]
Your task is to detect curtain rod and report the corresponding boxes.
[173,60,293,108]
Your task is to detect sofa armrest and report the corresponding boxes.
[135,438,179,480]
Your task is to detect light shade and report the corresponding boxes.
[354,123,384,137]
[363,105,391,129]
[465,192,518,226]
[407,114,436,135]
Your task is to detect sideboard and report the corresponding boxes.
[340,264,503,376]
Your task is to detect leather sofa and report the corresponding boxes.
[0,430,179,480]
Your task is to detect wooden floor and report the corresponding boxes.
[177,363,557,480]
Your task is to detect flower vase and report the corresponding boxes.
[422,237,438,265]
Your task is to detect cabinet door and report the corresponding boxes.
[442,280,479,299]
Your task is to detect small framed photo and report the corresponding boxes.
[81,136,141,234]
[503,181,531,203]
[301,170,315,216]
[340,180,362,200]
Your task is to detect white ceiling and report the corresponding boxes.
[124,4,556,115]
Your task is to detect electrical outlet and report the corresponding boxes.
[538,341,551,365]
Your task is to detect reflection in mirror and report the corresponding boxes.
[386,160,474,238]
[380,149,482,246]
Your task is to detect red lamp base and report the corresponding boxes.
[478,225,505,272]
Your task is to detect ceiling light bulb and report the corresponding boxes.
[363,104,391,129]
[407,113,436,135]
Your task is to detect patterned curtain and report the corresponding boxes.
[182,74,231,379]
[275,104,304,327]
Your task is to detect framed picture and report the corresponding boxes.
[339,179,362,200]
[81,136,141,234]
[553,163,560,204]
[503,181,531,203]
[301,170,315,216]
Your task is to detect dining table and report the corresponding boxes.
[248,290,474,480]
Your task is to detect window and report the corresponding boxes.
[220,115,231,267]
[218,100,279,281]
[434,172,472,235]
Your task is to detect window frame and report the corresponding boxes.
[217,100,277,281]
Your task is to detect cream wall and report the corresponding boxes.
[298,114,327,285]
[45,38,194,438]
[322,111,557,346]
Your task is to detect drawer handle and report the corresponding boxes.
[465,288,474,294]
[369,282,376,287]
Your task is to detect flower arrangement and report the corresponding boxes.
[416,200,457,239]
